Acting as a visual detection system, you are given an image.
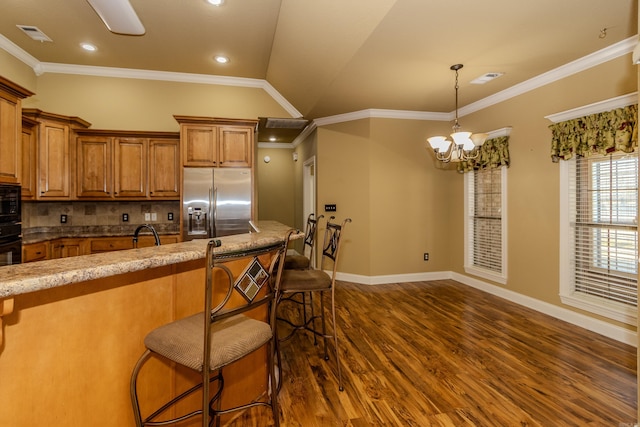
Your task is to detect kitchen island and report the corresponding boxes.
[0,221,299,427]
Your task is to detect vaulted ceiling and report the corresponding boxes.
[0,0,637,122]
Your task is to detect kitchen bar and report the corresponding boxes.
[0,221,300,426]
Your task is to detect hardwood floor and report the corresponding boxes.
[232,279,637,426]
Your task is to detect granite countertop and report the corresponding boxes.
[1,221,300,299]
[22,224,180,244]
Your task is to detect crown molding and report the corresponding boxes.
[458,35,637,117]
[487,127,512,139]
[314,109,450,127]
[544,92,638,123]
[291,120,317,147]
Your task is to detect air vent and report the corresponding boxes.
[471,72,504,85]
[16,25,52,42]
[265,118,309,129]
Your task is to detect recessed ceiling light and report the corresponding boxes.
[207,0,225,6]
[214,55,229,64]
[269,137,277,142]
[81,43,97,52]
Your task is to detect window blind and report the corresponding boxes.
[468,168,503,273]
[570,152,638,306]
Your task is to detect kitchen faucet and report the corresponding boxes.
[133,224,161,248]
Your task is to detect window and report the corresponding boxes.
[464,166,507,284]
[560,151,638,325]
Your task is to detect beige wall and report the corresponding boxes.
[0,50,37,92]
[255,146,295,226]
[292,131,318,232]
[315,118,457,276]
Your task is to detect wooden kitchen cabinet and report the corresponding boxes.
[0,76,33,185]
[77,135,112,198]
[74,129,180,200]
[174,116,257,168]
[22,109,91,200]
[89,235,179,253]
[218,126,253,167]
[180,124,217,166]
[22,241,48,263]
[21,116,38,200]
[115,137,147,198]
[49,238,88,259]
[149,138,180,198]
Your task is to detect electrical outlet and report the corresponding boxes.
[168,212,174,221]
[122,213,129,222]
[60,214,67,224]
[151,212,157,221]
[144,213,151,221]
[423,253,429,261]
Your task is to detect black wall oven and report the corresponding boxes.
[0,184,21,266]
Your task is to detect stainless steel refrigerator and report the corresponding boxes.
[182,167,252,240]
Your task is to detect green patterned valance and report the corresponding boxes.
[457,136,510,173]
[549,104,638,162]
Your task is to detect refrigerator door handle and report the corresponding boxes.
[209,187,215,238]
[212,186,218,236]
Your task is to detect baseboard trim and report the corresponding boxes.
[335,270,637,347]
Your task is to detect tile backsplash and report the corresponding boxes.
[23,201,181,230]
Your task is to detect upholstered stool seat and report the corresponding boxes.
[281,269,331,292]
[283,254,311,270]
[145,313,273,372]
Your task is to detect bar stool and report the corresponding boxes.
[284,213,323,270]
[277,217,351,391]
[130,231,293,427]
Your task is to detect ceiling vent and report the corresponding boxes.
[16,25,52,42]
[264,118,309,129]
[258,117,310,143]
[471,72,504,85]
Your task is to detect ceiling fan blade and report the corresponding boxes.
[86,0,145,35]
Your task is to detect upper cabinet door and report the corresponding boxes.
[149,138,179,199]
[114,137,147,198]
[218,126,252,168]
[182,125,218,167]
[21,117,38,200]
[77,135,112,199]
[38,120,71,199]
[0,97,21,184]
[0,77,33,185]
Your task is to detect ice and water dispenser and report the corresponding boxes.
[186,206,208,237]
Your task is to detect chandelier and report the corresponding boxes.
[427,64,488,163]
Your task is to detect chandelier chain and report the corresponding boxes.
[453,67,460,132]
